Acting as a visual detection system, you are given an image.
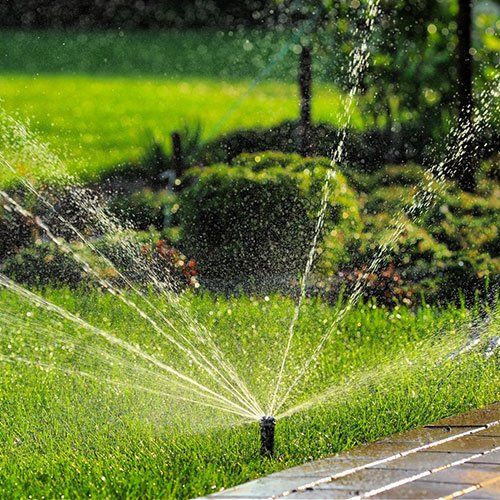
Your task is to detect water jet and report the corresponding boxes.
[260,415,276,457]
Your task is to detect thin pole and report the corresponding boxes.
[299,45,313,156]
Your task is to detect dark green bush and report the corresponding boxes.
[421,183,499,256]
[1,243,84,288]
[179,152,360,289]
[354,163,499,303]
[362,185,413,215]
[108,189,174,231]
[98,137,171,187]
[33,185,101,241]
[0,208,34,262]
[374,164,426,188]
[407,251,498,305]
[197,121,473,173]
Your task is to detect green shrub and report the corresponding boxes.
[355,178,499,303]
[179,152,360,288]
[374,163,426,188]
[421,184,499,255]
[479,154,499,184]
[408,251,499,304]
[362,185,413,215]
[92,229,198,291]
[98,138,170,186]
[1,243,84,288]
[108,189,173,231]
[33,185,100,241]
[197,121,438,171]
[0,208,34,262]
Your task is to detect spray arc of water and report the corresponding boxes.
[0,113,264,418]
[272,77,499,417]
[0,114,266,419]
[0,273,259,419]
[268,0,382,416]
[0,10,498,452]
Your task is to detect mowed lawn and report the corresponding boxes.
[0,30,365,182]
[0,289,498,498]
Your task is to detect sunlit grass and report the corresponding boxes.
[0,74,363,183]
[0,29,367,185]
[0,289,498,498]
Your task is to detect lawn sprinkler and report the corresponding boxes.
[260,416,276,457]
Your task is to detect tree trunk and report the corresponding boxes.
[171,131,184,178]
[456,0,477,192]
[299,45,312,156]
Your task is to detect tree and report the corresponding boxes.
[359,1,455,139]
[298,44,313,155]
[456,0,477,192]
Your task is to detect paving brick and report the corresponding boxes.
[420,462,499,486]
[461,478,500,498]
[475,426,500,437]
[469,449,500,465]
[272,456,374,478]
[209,475,322,498]
[373,450,477,471]
[424,435,499,454]
[314,427,478,463]
[370,479,478,499]
[308,467,424,492]
[382,425,478,446]
[203,404,500,499]
[285,487,362,499]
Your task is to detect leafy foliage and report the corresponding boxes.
[355,160,500,303]
[179,152,360,289]
[0,207,34,262]
[199,121,433,171]
[336,263,414,307]
[91,231,199,290]
[1,243,84,288]
[108,188,172,231]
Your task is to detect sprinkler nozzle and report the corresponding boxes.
[260,415,276,457]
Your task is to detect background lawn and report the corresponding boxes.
[0,30,367,182]
[0,289,498,498]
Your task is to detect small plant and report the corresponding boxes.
[108,189,173,231]
[154,239,199,289]
[93,231,199,291]
[337,262,413,306]
[0,208,35,262]
[1,243,84,288]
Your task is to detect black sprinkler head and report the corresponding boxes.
[260,415,276,457]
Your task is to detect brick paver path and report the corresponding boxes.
[207,402,499,499]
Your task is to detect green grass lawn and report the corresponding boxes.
[0,30,366,183]
[0,288,498,498]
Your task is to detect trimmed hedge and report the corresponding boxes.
[179,152,360,289]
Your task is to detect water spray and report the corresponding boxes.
[259,415,276,456]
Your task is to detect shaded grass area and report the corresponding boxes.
[0,30,365,184]
[0,30,306,80]
[0,289,498,498]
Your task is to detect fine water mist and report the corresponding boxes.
[0,0,498,461]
